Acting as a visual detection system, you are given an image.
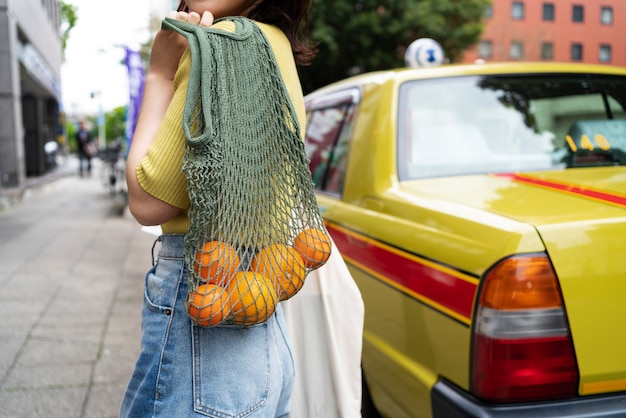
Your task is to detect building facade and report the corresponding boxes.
[0,0,62,191]
[462,0,626,67]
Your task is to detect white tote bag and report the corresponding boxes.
[282,239,365,418]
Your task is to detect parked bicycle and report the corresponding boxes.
[98,141,127,198]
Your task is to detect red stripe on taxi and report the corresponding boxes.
[497,173,626,208]
[326,223,478,324]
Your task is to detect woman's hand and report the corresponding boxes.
[149,11,215,82]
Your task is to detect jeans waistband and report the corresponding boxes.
[152,234,185,264]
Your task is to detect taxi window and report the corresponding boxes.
[305,103,355,193]
[397,74,626,180]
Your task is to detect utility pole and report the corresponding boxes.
[90,91,106,149]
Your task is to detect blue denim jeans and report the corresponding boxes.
[120,235,295,417]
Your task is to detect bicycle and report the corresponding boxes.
[98,142,127,199]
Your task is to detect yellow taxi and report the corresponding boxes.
[303,60,626,417]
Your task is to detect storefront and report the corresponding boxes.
[0,0,62,190]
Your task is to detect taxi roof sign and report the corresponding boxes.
[405,38,445,68]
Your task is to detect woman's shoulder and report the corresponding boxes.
[254,22,295,67]
[254,22,288,44]
[210,19,284,41]
[209,19,291,60]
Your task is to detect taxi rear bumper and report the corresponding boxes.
[432,379,626,418]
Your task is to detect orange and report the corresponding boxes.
[187,284,231,327]
[250,243,306,300]
[228,271,277,325]
[193,241,240,285]
[293,228,332,269]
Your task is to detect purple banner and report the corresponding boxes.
[125,47,146,149]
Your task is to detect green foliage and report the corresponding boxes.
[105,106,128,145]
[59,1,78,58]
[64,119,78,152]
[299,0,490,93]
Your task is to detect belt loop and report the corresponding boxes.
[151,235,162,266]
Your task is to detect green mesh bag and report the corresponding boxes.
[162,17,331,327]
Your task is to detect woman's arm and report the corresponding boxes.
[126,10,214,226]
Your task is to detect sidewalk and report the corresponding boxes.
[0,158,154,418]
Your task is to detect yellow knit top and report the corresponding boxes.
[135,21,306,234]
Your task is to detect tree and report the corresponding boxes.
[105,106,128,147]
[299,0,490,93]
[59,1,78,58]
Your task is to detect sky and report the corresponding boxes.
[61,0,173,115]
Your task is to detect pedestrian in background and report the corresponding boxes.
[120,0,317,417]
[75,120,95,177]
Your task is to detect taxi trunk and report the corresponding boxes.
[427,167,626,397]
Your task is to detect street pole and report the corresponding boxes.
[98,101,106,149]
[91,91,106,149]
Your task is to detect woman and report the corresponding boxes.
[120,1,316,417]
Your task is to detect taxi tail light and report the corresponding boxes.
[471,254,579,403]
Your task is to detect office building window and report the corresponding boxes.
[479,40,493,58]
[572,5,584,22]
[510,41,524,59]
[571,43,583,60]
[485,4,493,18]
[541,42,554,60]
[512,2,524,20]
[543,3,555,21]
[599,44,611,62]
[601,7,613,25]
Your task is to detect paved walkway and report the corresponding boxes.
[0,158,154,418]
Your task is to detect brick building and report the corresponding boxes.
[462,0,626,67]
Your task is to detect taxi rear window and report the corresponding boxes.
[397,74,626,180]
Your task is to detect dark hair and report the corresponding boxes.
[176,1,317,66]
[176,1,188,12]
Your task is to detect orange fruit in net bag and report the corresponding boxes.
[250,244,306,300]
[293,228,332,269]
[228,271,277,325]
[187,284,231,327]
[193,241,240,285]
